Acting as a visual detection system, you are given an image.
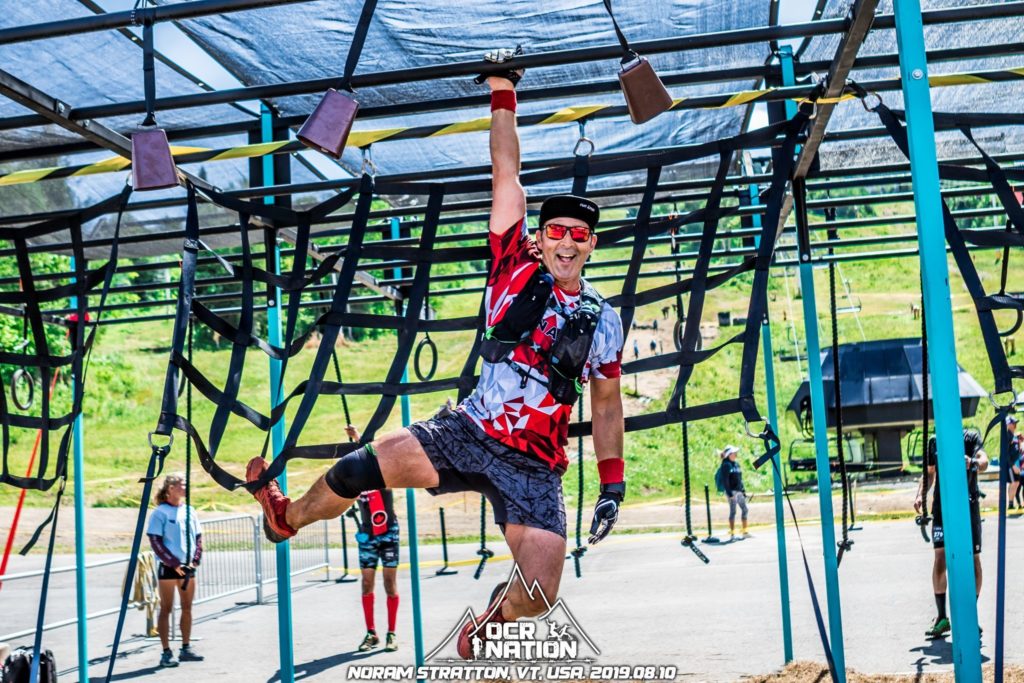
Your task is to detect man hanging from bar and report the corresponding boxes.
[245,49,626,660]
[914,428,988,639]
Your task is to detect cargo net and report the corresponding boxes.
[0,187,130,497]
[148,108,813,494]
[873,104,1024,396]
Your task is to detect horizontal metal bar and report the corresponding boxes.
[0,0,315,45]
[1,1,1020,133]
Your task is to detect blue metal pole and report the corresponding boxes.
[782,44,847,676]
[891,2,980,679]
[752,185,793,664]
[70,256,89,680]
[391,217,425,671]
[262,105,294,683]
[793,178,846,681]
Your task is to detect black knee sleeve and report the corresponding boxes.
[325,445,385,498]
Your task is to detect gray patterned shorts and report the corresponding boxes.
[407,411,566,537]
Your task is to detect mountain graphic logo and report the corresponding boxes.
[425,563,600,662]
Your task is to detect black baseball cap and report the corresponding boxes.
[538,195,600,230]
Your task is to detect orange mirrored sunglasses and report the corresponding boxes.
[543,223,593,242]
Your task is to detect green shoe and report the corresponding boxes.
[385,632,398,652]
[358,631,380,652]
[925,617,951,638]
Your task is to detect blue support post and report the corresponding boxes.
[70,257,89,680]
[782,39,846,673]
[751,185,793,664]
[392,217,425,672]
[793,177,847,681]
[891,2,981,678]
[262,105,294,683]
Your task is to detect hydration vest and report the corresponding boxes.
[479,267,605,405]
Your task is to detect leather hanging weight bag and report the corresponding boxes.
[601,0,672,124]
[618,52,673,125]
[297,89,360,159]
[298,0,377,158]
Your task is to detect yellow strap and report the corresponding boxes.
[540,105,610,124]
[347,128,405,148]
[70,156,132,177]
[929,73,989,87]
[0,167,60,186]
[211,140,290,161]
[430,116,493,137]
[715,88,774,109]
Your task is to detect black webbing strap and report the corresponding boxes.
[330,347,354,440]
[157,184,201,436]
[617,166,662,336]
[679,387,708,563]
[360,186,444,441]
[600,0,635,62]
[827,237,853,565]
[141,19,156,127]
[339,0,378,92]
[874,104,1017,393]
[571,396,587,577]
[736,106,808,423]
[182,318,194,592]
[27,478,64,683]
[206,206,255,457]
[917,295,932,542]
[572,146,591,197]
[668,151,731,412]
[754,426,839,682]
[104,442,169,683]
[474,495,492,579]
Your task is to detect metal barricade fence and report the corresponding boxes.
[0,513,334,643]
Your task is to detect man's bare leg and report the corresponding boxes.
[500,524,567,620]
[285,428,440,530]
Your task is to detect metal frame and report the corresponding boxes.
[0,2,1015,680]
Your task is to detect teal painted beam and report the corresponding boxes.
[794,177,847,681]
[70,256,89,681]
[891,1,980,679]
[262,104,295,683]
[392,217,426,673]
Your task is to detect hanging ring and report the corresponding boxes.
[414,333,438,382]
[11,367,35,411]
[997,308,1023,338]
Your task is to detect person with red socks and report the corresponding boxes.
[246,48,626,661]
[354,487,400,652]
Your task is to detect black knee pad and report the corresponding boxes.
[325,445,385,498]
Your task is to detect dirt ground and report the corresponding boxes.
[744,661,1024,682]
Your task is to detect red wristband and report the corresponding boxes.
[597,458,625,485]
[490,90,517,113]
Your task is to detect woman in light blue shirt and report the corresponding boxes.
[147,473,204,668]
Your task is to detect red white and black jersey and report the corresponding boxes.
[460,218,623,472]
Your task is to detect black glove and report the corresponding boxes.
[588,482,625,545]
[474,45,524,87]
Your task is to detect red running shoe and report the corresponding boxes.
[457,582,509,660]
[246,457,296,543]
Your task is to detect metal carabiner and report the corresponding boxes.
[573,120,594,157]
[987,388,1020,412]
[360,146,378,178]
[860,90,883,113]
